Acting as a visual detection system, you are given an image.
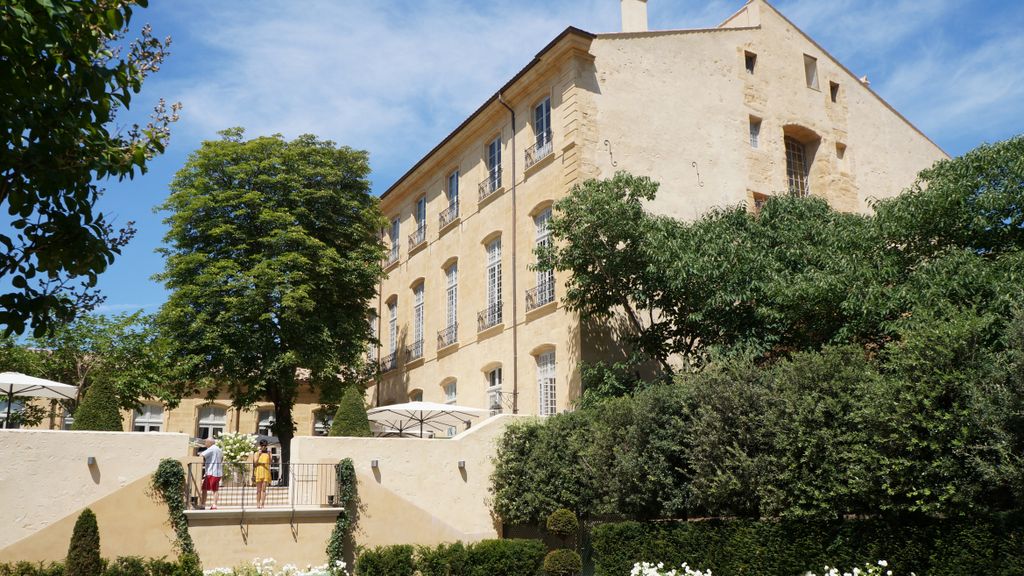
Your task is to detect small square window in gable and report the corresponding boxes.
[744,51,757,74]
[803,54,819,90]
[830,81,840,102]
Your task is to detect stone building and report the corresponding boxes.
[369,0,947,421]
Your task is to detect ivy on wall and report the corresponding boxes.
[327,458,359,568]
[151,458,197,556]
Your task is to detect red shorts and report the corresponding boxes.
[202,475,221,491]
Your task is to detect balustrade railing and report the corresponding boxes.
[384,246,399,268]
[406,339,424,361]
[380,351,398,372]
[525,278,555,311]
[478,167,502,202]
[408,225,426,250]
[185,462,339,511]
[477,302,503,331]
[439,202,459,228]
[525,131,553,169]
[437,324,458,348]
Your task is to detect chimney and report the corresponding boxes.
[620,0,649,33]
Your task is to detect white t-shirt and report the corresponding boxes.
[200,444,224,477]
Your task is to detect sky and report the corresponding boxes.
[89,0,1024,315]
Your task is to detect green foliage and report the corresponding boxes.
[0,0,178,336]
[415,542,469,576]
[156,129,385,468]
[71,379,121,431]
[0,557,200,576]
[463,539,546,576]
[546,509,579,540]
[542,550,581,576]
[66,509,101,576]
[330,386,372,437]
[590,516,1024,576]
[327,458,359,567]
[0,562,64,576]
[150,459,195,555]
[355,545,415,576]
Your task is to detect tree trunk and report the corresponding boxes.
[269,365,298,485]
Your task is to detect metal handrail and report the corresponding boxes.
[406,339,424,361]
[437,324,458,348]
[380,351,398,372]
[477,302,503,331]
[184,462,339,511]
[384,246,399,267]
[439,202,459,228]
[525,278,555,311]
[478,167,503,202]
[408,225,426,250]
[525,131,553,169]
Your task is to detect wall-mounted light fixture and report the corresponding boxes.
[457,460,466,470]
[371,459,379,468]
[86,456,96,466]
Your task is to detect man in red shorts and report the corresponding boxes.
[199,438,224,509]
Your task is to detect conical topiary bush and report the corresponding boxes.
[330,385,372,437]
[72,379,122,431]
[66,508,102,576]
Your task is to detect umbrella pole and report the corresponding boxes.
[4,391,11,429]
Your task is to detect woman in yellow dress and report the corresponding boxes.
[253,439,272,508]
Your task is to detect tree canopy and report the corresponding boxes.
[0,0,178,337]
[157,129,385,468]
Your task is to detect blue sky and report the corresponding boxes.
[91,0,1024,315]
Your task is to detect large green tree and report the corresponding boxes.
[157,129,385,470]
[0,0,178,337]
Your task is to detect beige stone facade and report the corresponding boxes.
[369,0,948,419]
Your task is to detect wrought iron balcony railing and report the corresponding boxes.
[525,278,555,311]
[384,246,399,268]
[406,339,424,361]
[380,351,398,372]
[525,131,553,169]
[185,462,338,510]
[477,302,503,331]
[408,225,426,250]
[437,324,458,349]
[478,167,502,202]
[439,202,459,229]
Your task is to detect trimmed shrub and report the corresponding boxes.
[591,515,1024,576]
[66,509,102,576]
[355,545,415,576]
[416,542,469,576]
[101,557,145,576]
[170,554,200,576]
[330,386,372,437]
[546,509,579,541]
[71,380,122,431]
[0,562,64,576]
[465,539,546,576]
[543,550,581,576]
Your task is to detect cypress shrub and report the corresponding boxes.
[546,509,579,541]
[330,386,371,437]
[66,509,102,576]
[71,380,122,431]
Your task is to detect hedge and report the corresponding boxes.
[357,539,545,576]
[0,556,200,576]
[591,516,1024,576]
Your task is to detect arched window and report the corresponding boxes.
[408,389,424,402]
[196,405,227,439]
[443,380,457,404]
[410,282,425,360]
[257,408,275,436]
[486,366,503,415]
[784,136,810,196]
[133,404,163,432]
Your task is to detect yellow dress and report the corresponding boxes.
[253,452,272,483]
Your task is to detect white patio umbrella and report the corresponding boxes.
[0,372,78,428]
[366,401,489,438]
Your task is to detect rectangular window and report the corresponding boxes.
[388,301,398,355]
[446,264,458,329]
[529,209,555,310]
[749,117,761,148]
[388,218,400,262]
[534,98,551,149]
[415,196,426,228]
[412,284,424,358]
[744,51,757,74]
[829,81,839,102]
[133,404,163,433]
[447,170,459,209]
[537,351,556,416]
[487,137,502,190]
[804,54,819,90]
[368,311,378,360]
[785,136,810,197]
[197,406,226,440]
[487,238,502,310]
[444,382,457,404]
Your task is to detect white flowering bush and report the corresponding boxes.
[804,560,911,576]
[204,557,348,576]
[218,431,257,463]
[630,561,712,576]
